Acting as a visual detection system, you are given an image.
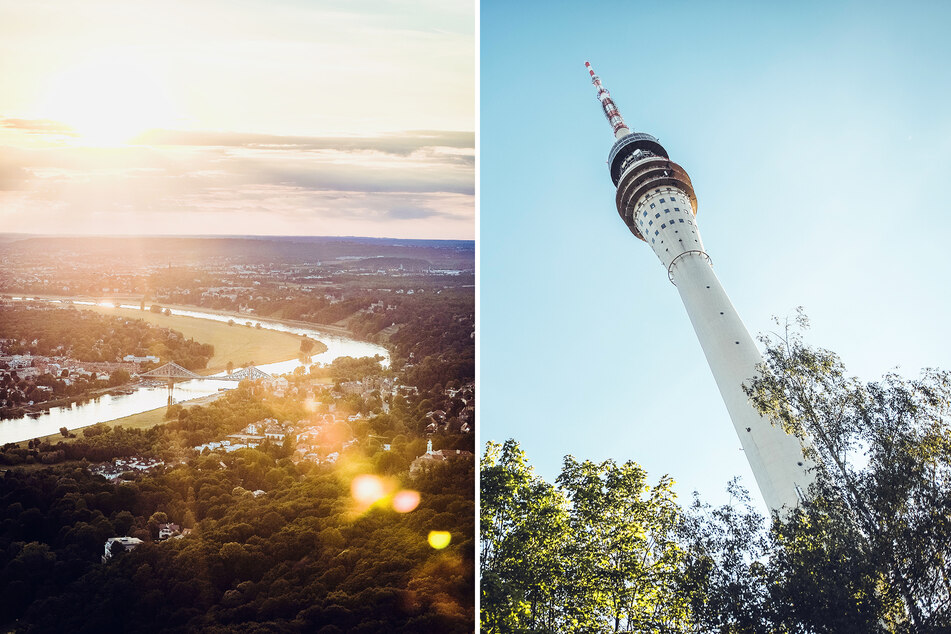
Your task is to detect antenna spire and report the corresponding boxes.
[585,61,630,139]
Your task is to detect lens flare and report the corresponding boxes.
[392,490,420,513]
[351,474,385,505]
[427,530,451,550]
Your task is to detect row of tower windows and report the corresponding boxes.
[642,189,692,248]
[639,208,692,230]
[644,206,684,218]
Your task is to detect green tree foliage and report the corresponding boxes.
[741,312,951,632]
[107,368,131,387]
[676,481,774,632]
[0,304,213,369]
[325,355,387,383]
[481,440,688,633]
[481,440,567,632]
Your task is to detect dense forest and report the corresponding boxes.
[482,325,951,633]
[353,290,474,392]
[2,448,473,632]
[239,289,474,393]
[0,304,214,369]
[1,378,474,631]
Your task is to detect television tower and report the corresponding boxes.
[585,61,814,511]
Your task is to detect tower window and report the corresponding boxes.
[661,224,666,229]
[655,213,661,218]
[650,203,655,209]
[674,207,680,212]
[651,238,655,243]
[649,220,653,226]
[659,198,665,203]
[678,219,684,223]
[643,211,648,217]
[664,208,671,213]
[654,230,659,236]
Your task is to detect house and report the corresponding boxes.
[103,536,143,562]
[225,433,265,447]
[409,439,474,476]
[264,425,286,442]
[157,523,181,540]
[244,418,278,435]
[264,376,289,396]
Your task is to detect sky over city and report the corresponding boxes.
[481,0,951,513]
[0,0,474,238]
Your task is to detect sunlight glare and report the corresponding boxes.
[427,531,451,550]
[351,474,386,506]
[40,53,176,146]
[392,490,420,513]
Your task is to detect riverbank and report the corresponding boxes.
[31,390,225,446]
[2,296,389,446]
[14,384,138,417]
[11,294,353,337]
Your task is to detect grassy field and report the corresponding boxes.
[79,304,320,374]
[36,407,168,446]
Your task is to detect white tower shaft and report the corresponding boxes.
[628,181,814,511]
[589,63,815,510]
[670,250,811,510]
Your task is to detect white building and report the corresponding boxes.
[103,536,143,562]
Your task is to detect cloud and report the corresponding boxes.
[133,128,473,156]
[0,126,474,237]
[0,133,473,196]
[384,205,448,220]
[0,117,77,136]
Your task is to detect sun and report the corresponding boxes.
[40,54,176,146]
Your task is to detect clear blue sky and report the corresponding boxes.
[480,0,951,513]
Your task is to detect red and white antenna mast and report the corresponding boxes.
[586,61,630,139]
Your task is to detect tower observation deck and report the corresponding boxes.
[586,61,814,511]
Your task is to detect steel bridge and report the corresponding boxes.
[138,362,273,405]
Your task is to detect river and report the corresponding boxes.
[1,298,390,444]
